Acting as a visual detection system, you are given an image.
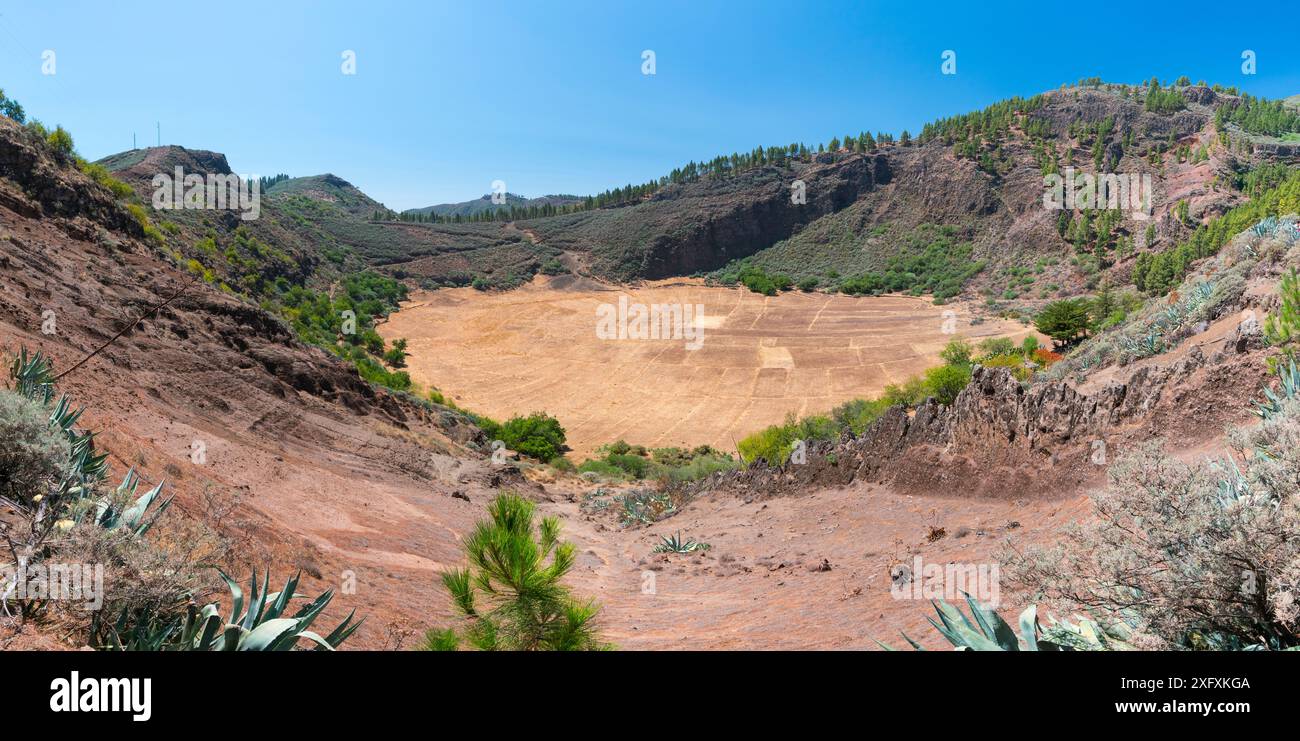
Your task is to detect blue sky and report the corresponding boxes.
[2,0,1298,210]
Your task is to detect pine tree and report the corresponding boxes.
[429,492,607,651]
[1265,268,1300,363]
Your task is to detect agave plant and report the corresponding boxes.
[6,349,168,536]
[652,531,710,553]
[1211,456,1272,507]
[1252,216,1278,238]
[9,349,110,500]
[106,569,362,651]
[1188,280,1215,306]
[617,489,674,526]
[85,468,172,536]
[1283,219,1300,246]
[1253,358,1300,420]
[881,593,1130,651]
[1159,303,1186,327]
[1120,329,1164,358]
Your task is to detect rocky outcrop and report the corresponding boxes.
[634,152,892,278]
[97,145,234,184]
[0,118,142,236]
[687,349,1265,501]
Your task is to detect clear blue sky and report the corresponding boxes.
[2,0,1297,210]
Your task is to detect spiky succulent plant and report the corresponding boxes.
[106,569,362,651]
[652,531,710,553]
[1253,358,1300,420]
[881,593,1131,651]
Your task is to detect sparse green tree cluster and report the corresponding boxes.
[1216,94,1300,137]
[1134,168,1300,294]
[1143,78,1187,114]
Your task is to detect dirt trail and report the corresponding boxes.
[548,480,1090,649]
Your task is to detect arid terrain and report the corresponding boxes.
[2,75,1297,654]
[380,276,1036,458]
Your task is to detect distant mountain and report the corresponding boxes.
[404,193,583,218]
[93,81,1300,303]
[512,81,1299,304]
[264,174,384,218]
[96,145,234,180]
[95,146,555,289]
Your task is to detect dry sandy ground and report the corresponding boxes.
[556,481,1090,649]
[380,277,1038,459]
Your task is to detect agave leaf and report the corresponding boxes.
[195,614,223,651]
[130,496,172,536]
[900,633,926,651]
[220,625,246,651]
[295,630,337,651]
[216,568,245,626]
[932,599,977,634]
[239,618,300,651]
[242,569,271,630]
[929,601,1004,650]
[1018,604,1040,650]
[264,572,302,621]
[965,592,1018,651]
[320,610,363,649]
[291,589,334,631]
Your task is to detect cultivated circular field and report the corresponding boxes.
[379,276,1036,460]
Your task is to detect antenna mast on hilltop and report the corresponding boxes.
[156,122,160,147]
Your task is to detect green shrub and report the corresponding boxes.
[835,229,984,300]
[979,353,1033,381]
[580,443,737,482]
[652,445,721,466]
[882,375,929,407]
[45,125,74,156]
[737,412,837,464]
[353,354,412,391]
[830,397,892,435]
[603,453,651,478]
[473,414,502,442]
[499,412,566,462]
[77,159,135,199]
[976,337,1016,358]
[923,363,971,405]
[738,417,801,464]
[0,88,25,122]
[939,339,973,367]
[657,452,739,483]
[576,458,626,479]
[382,338,408,368]
[0,389,71,504]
